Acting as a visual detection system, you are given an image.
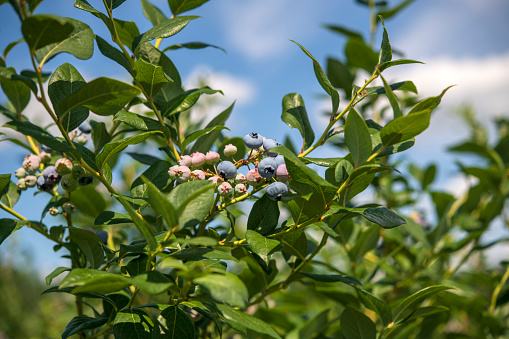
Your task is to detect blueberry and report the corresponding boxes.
[37,175,54,192]
[243,132,264,149]
[263,139,280,157]
[78,121,92,134]
[257,157,277,178]
[217,161,237,180]
[273,154,285,167]
[78,175,93,186]
[266,182,289,201]
[43,166,61,183]
[96,230,108,244]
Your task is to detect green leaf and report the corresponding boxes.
[324,24,363,39]
[302,157,342,167]
[160,306,196,338]
[291,40,340,115]
[131,271,173,295]
[0,182,20,209]
[247,194,280,235]
[69,227,105,269]
[345,108,372,168]
[371,132,415,158]
[340,307,376,339]
[48,62,88,132]
[70,185,106,218]
[162,41,226,53]
[0,174,11,193]
[3,120,73,152]
[132,16,199,52]
[130,160,171,198]
[393,285,453,323]
[58,77,141,118]
[356,289,392,327]
[0,73,31,114]
[281,93,315,151]
[246,230,282,264]
[62,316,107,339]
[327,57,354,97]
[114,19,141,52]
[378,59,423,72]
[21,14,74,52]
[113,309,153,338]
[141,0,167,26]
[190,102,234,154]
[105,0,126,10]
[381,74,401,118]
[95,35,132,73]
[217,304,281,339]
[170,247,238,262]
[380,110,430,147]
[409,85,453,114]
[168,180,215,229]
[45,266,71,286]
[378,16,392,65]
[95,211,132,225]
[96,131,159,169]
[180,125,228,151]
[113,110,161,131]
[115,194,157,252]
[362,207,406,228]
[194,272,248,307]
[301,272,362,287]
[161,87,222,117]
[74,0,115,36]
[59,268,130,294]
[143,177,177,230]
[377,0,415,21]
[168,0,210,16]
[0,218,24,245]
[334,158,353,186]
[345,37,378,72]
[0,66,37,94]
[353,80,417,106]
[3,38,24,60]
[33,17,94,65]
[133,58,172,99]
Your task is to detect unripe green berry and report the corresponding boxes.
[61,174,78,192]
[72,165,86,179]
[55,158,73,175]
[17,178,27,191]
[49,206,59,216]
[14,168,26,179]
[77,135,88,145]
[24,175,37,188]
[63,203,75,215]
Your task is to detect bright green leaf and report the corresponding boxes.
[281,93,315,151]
[194,272,248,307]
[345,108,372,168]
[133,58,172,99]
[380,110,430,147]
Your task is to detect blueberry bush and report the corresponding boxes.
[1,0,508,338]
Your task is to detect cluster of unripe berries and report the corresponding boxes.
[14,144,93,194]
[169,133,290,201]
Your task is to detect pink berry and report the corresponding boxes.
[246,168,262,185]
[178,155,192,167]
[276,164,290,181]
[191,170,206,180]
[205,151,220,164]
[218,182,233,195]
[191,152,206,167]
[235,183,247,194]
[23,154,41,174]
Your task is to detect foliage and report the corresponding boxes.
[0,0,508,338]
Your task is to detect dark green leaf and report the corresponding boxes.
[170,247,238,262]
[393,286,453,323]
[345,37,378,72]
[113,110,161,131]
[160,306,196,338]
[194,272,248,307]
[340,307,376,339]
[409,86,453,114]
[59,268,130,294]
[127,152,160,165]
[95,35,132,73]
[3,38,24,59]
[96,131,159,169]
[168,0,210,16]
[113,309,153,339]
[357,289,392,327]
[131,271,173,295]
[91,121,111,153]
[0,174,11,193]
[327,57,354,97]
[3,120,73,152]
[0,182,20,209]
[247,194,280,235]
[0,66,37,94]
[362,207,406,228]
[180,125,228,151]
[105,0,126,10]
[345,108,372,168]
[381,74,401,118]
[377,0,415,21]
[217,304,281,339]
[143,177,177,230]
[281,93,315,151]
[95,211,132,225]
[45,266,71,286]
[168,180,215,229]
[114,19,141,52]
[58,77,141,118]
[48,63,88,132]
[245,230,282,264]
[70,185,106,218]
[161,87,222,117]
[380,110,430,147]
[378,16,392,65]
[132,16,199,52]
[162,41,226,53]
[141,0,167,26]
[302,157,342,167]
[21,14,74,52]
[0,218,24,245]
[324,24,363,39]
[378,59,423,72]
[353,80,417,106]
[62,316,107,339]
[33,17,94,65]
[69,227,105,269]
[133,58,172,99]
[130,160,171,198]
[0,74,31,114]
[291,40,340,114]
[301,272,362,286]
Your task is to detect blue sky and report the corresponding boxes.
[1,0,509,275]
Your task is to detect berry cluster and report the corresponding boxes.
[169,133,290,201]
[14,145,93,194]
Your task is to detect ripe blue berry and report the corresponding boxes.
[266,182,289,201]
[96,230,108,244]
[37,175,54,192]
[243,132,264,149]
[217,161,237,180]
[40,145,52,153]
[263,139,280,157]
[273,154,285,167]
[43,166,61,183]
[257,157,277,178]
